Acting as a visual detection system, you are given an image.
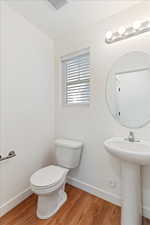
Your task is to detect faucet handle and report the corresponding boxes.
[129,131,134,136]
[126,131,135,142]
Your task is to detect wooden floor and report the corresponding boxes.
[0,184,150,225]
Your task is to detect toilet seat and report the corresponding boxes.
[30,165,69,190]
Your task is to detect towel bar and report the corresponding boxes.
[0,151,16,161]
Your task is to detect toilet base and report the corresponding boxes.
[37,190,67,219]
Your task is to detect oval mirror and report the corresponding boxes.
[106,51,150,128]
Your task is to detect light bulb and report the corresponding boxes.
[118,26,126,35]
[106,31,112,40]
[133,20,141,30]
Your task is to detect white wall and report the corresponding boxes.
[55,2,150,218]
[0,2,55,216]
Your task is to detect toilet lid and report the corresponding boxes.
[30,165,68,188]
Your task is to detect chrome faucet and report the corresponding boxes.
[125,131,140,142]
[128,131,135,142]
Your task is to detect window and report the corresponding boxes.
[62,48,90,105]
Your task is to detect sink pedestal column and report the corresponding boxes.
[121,161,142,225]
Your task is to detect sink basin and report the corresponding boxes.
[104,137,150,165]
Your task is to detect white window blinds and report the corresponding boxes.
[62,49,90,104]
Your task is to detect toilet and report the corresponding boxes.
[30,138,83,219]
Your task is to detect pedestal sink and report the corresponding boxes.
[104,137,150,225]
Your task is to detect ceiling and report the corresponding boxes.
[6,0,141,39]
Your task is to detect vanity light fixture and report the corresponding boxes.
[105,19,150,44]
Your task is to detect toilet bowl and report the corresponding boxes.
[30,139,83,219]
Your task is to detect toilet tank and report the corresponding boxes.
[55,139,83,169]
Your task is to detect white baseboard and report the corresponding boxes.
[0,187,32,217]
[67,176,150,219]
[67,176,121,206]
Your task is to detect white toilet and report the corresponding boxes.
[30,138,83,219]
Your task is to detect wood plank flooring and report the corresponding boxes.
[0,184,150,225]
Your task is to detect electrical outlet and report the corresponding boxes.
[108,179,116,188]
